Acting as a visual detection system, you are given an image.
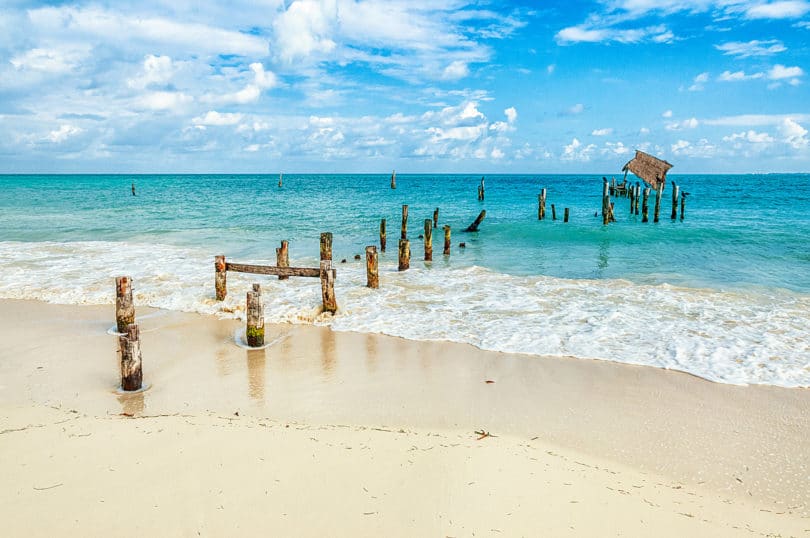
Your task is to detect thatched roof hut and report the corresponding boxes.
[622,150,673,190]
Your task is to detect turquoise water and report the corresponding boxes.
[1,174,809,386]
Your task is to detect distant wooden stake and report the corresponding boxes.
[391,170,396,189]
[401,204,408,240]
[464,210,487,232]
[320,260,337,313]
[276,240,289,280]
[680,192,686,221]
[642,187,650,223]
[366,246,379,288]
[443,225,451,255]
[635,183,641,215]
[398,239,410,271]
[671,182,679,220]
[551,204,557,221]
[278,173,283,188]
[380,218,387,252]
[119,323,142,391]
[654,184,663,223]
[478,177,485,201]
[629,186,635,213]
[320,232,333,261]
[424,219,433,261]
[115,276,135,333]
[246,283,264,347]
[214,255,227,300]
[564,207,570,223]
[602,179,610,226]
[538,188,546,220]
[433,208,439,229]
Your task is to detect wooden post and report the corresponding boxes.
[423,219,433,261]
[380,219,386,252]
[478,177,485,201]
[680,192,686,221]
[366,246,379,288]
[320,260,337,313]
[551,204,557,221]
[564,208,570,223]
[634,183,640,215]
[276,240,289,280]
[401,205,408,239]
[538,188,546,220]
[642,187,650,223]
[629,185,635,214]
[320,232,332,261]
[610,202,616,223]
[278,173,283,188]
[115,276,135,333]
[119,323,142,391]
[602,178,610,225]
[246,283,264,347]
[671,182,679,220]
[433,208,439,229]
[464,210,486,232]
[443,225,451,255]
[654,184,663,223]
[391,170,396,189]
[398,239,410,271]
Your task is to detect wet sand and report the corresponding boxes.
[1,299,808,536]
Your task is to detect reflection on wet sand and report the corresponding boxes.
[320,327,336,378]
[246,348,266,403]
[117,390,144,415]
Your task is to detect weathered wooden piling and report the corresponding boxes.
[629,186,635,213]
[464,210,487,232]
[602,178,610,225]
[278,173,283,188]
[538,188,547,220]
[610,202,616,223]
[398,239,410,271]
[391,170,396,189]
[433,208,439,229]
[564,208,570,222]
[276,240,289,280]
[680,192,686,221]
[423,219,433,261]
[380,218,386,252]
[214,255,227,300]
[642,187,650,223]
[119,323,142,391]
[443,225,451,255]
[671,182,679,220]
[478,177,485,201]
[551,204,557,221]
[246,283,264,347]
[401,205,408,239]
[653,184,663,223]
[635,183,641,215]
[320,232,333,261]
[319,260,337,313]
[366,246,379,288]
[115,276,135,333]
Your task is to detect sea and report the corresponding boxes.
[1,173,808,387]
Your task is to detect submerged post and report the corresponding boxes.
[671,182,679,220]
[443,225,451,256]
[538,188,546,220]
[602,178,610,225]
[115,276,135,333]
[366,246,379,288]
[564,207,570,223]
[246,284,264,347]
[423,219,433,261]
[119,323,142,391]
[276,240,290,280]
[214,256,227,300]
[320,232,333,261]
[380,218,387,252]
[642,187,650,223]
[398,239,410,271]
[319,260,337,314]
[654,184,663,223]
[433,208,439,229]
[464,210,487,232]
[401,204,408,239]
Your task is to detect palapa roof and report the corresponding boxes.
[622,150,673,190]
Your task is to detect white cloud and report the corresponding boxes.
[746,1,810,19]
[10,47,88,73]
[662,110,673,118]
[779,118,808,148]
[592,128,613,136]
[504,107,517,123]
[603,141,630,155]
[768,64,804,79]
[135,91,193,110]
[547,64,556,74]
[688,72,709,91]
[561,137,597,161]
[567,103,585,115]
[555,24,673,44]
[639,127,651,134]
[718,70,764,81]
[703,113,810,126]
[666,117,699,130]
[45,124,83,143]
[192,111,244,126]
[442,61,470,80]
[128,54,175,89]
[722,130,775,143]
[715,40,786,58]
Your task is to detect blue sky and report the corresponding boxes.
[1,0,808,173]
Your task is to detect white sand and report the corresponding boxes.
[1,299,808,536]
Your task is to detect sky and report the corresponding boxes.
[1,0,808,174]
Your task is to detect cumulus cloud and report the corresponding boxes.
[688,72,709,91]
[718,70,764,81]
[561,138,597,161]
[722,130,775,143]
[768,64,804,79]
[591,128,613,136]
[666,117,699,130]
[128,55,175,89]
[779,118,808,148]
[45,124,83,143]
[442,61,470,80]
[10,47,88,73]
[135,91,193,111]
[745,1,810,19]
[662,110,673,118]
[192,111,244,126]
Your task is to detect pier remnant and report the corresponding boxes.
[320,260,337,313]
[681,192,687,221]
[443,225,451,255]
[602,178,610,226]
[391,170,396,189]
[642,187,651,223]
[366,246,379,288]
[215,256,227,300]
[551,204,557,221]
[246,284,264,347]
[276,240,289,280]
[119,323,142,391]
[464,210,487,232]
[634,183,641,215]
[622,150,673,191]
[433,208,439,229]
[478,177,485,201]
[278,173,283,188]
[401,205,408,240]
[380,219,386,252]
[564,208,570,223]
[115,276,135,333]
[320,232,333,261]
[398,239,410,271]
[671,182,679,220]
[538,189,546,220]
[424,219,433,261]
[654,185,663,223]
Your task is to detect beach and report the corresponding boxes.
[2,298,808,536]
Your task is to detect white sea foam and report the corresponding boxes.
[2,240,809,387]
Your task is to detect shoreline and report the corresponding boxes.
[2,298,809,535]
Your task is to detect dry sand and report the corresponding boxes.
[1,299,808,536]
